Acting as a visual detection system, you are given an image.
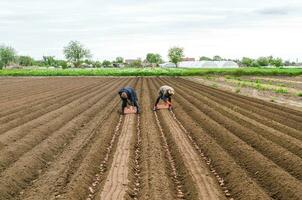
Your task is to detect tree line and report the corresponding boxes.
[0,41,298,69]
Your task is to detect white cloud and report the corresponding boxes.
[0,0,301,61]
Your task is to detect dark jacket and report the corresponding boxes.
[118,87,138,104]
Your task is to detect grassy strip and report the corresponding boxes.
[224,77,296,94]
[0,67,302,76]
[226,78,286,91]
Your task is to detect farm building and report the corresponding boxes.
[182,57,196,61]
[160,61,239,68]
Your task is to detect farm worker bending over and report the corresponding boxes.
[118,87,140,114]
[153,85,175,111]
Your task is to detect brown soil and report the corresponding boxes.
[99,115,135,200]
[0,77,301,200]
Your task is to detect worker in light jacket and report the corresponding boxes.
[153,85,174,111]
[118,87,140,114]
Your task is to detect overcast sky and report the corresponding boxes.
[0,0,301,61]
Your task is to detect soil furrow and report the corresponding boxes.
[0,80,108,133]
[0,78,74,104]
[0,79,126,199]
[99,114,135,200]
[175,78,302,134]
[162,78,302,178]
[171,78,302,144]
[166,83,302,199]
[0,78,124,155]
[61,114,122,200]
[178,78,302,127]
[148,78,196,199]
[0,78,104,122]
[137,78,175,200]
[0,78,125,174]
[1,77,301,200]
[160,110,227,200]
[125,77,143,200]
[0,78,102,115]
[161,86,271,199]
[18,98,121,200]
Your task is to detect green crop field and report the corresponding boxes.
[0,67,301,77]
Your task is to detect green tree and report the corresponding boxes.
[18,56,34,66]
[213,55,223,61]
[94,61,102,68]
[256,57,269,66]
[146,53,162,67]
[116,57,124,63]
[102,60,111,68]
[199,56,212,61]
[63,41,91,68]
[43,56,57,67]
[168,47,184,68]
[270,57,283,67]
[251,60,260,67]
[0,45,17,69]
[56,60,68,69]
[241,57,254,67]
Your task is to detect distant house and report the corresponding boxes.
[182,57,195,61]
[160,61,239,68]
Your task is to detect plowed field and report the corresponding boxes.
[0,77,301,200]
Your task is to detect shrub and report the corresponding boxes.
[128,60,143,68]
[0,45,17,68]
[18,56,35,66]
[102,60,112,68]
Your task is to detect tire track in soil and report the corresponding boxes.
[159,110,227,200]
[98,114,135,200]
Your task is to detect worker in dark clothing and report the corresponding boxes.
[153,85,174,111]
[118,87,140,114]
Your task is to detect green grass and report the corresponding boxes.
[0,67,301,76]
[297,92,302,97]
[274,88,288,94]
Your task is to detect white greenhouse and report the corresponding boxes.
[160,61,239,68]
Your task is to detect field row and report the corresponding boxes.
[0,77,301,200]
